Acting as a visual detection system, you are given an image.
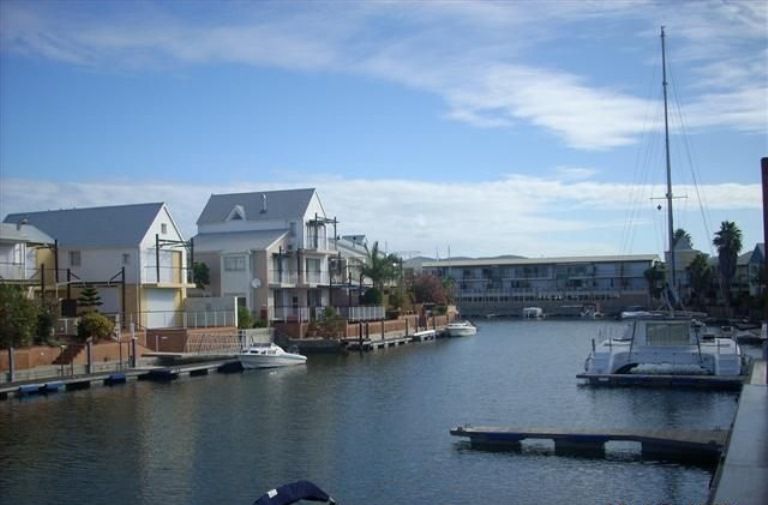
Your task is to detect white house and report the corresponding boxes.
[0,222,54,283]
[3,203,194,328]
[194,188,350,321]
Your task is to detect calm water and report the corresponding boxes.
[0,321,740,505]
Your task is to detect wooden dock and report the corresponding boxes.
[0,360,242,400]
[450,425,728,463]
[577,372,744,390]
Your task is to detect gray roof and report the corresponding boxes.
[197,188,316,225]
[3,203,165,247]
[0,223,55,245]
[422,254,660,268]
[193,230,288,253]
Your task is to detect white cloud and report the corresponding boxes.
[1,175,760,259]
[1,1,764,150]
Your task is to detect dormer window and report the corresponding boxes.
[227,205,246,222]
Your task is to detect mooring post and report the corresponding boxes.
[131,337,138,368]
[7,347,15,383]
[405,318,409,337]
[381,320,385,340]
[86,339,93,375]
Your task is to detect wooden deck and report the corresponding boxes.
[450,425,728,462]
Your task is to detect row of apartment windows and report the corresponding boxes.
[458,292,623,303]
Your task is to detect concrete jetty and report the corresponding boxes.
[450,425,727,463]
[707,360,768,505]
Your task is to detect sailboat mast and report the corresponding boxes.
[661,25,677,294]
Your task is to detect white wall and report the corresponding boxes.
[59,246,140,284]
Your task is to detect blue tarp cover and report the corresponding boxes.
[253,480,334,505]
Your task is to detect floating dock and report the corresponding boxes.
[0,360,242,400]
[576,372,744,390]
[450,425,728,463]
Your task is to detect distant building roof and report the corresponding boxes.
[0,223,54,245]
[197,188,317,225]
[193,230,287,253]
[423,254,659,268]
[3,203,166,247]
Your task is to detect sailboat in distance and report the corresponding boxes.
[582,27,743,379]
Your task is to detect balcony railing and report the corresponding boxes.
[0,262,37,281]
[143,265,185,284]
[269,270,299,285]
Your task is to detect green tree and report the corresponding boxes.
[0,285,39,348]
[644,262,666,302]
[77,311,115,342]
[713,221,743,309]
[78,286,102,312]
[686,252,714,309]
[193,261,210,289]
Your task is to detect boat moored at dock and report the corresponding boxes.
[445,320,477,337]
[239,343,307,369]
[583,317,743,377]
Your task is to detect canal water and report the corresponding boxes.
[0,320,740,505]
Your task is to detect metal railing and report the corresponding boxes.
[124,310,236,329]
[338,306,386,321]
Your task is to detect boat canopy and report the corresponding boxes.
[253,480,335,505]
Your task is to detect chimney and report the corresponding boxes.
[260,193,267,214]
[17,218,28,231]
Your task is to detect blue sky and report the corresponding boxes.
[1,0,766,258]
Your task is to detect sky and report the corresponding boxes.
[0,0,766,259]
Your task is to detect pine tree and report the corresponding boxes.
[78,286,102,312]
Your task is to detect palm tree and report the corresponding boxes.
[644,262,666,304]
[713,221,743,310]
[672,228,692,249]
[360,241,400,292]
[686,252,713,309]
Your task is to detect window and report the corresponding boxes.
[161,223,168,234]
[122,253,130,265]
[69,251,81,267]
[224,256,246,272]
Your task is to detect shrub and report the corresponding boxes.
[0,285,38,348]
[237,306,254,329]
[77,312,115,342]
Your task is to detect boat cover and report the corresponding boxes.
[253,480,335,505]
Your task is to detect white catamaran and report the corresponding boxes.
[583,27,742,378]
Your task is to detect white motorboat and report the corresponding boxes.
[239,343,307,369]
[584,317,742,376]
[522,307,544,319]
[445,320,477,337]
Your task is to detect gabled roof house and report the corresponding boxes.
[3,203,193,328]
[194,188,346,321]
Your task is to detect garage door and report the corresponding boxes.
[145,289,179,328]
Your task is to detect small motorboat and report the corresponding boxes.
[239,343,307,369]
[522,307,544,319]
[445,320,477,337]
